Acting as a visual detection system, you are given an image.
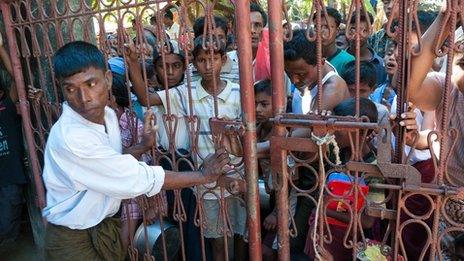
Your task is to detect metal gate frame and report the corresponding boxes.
[1,0,464,260]
[267,0,464,260]
[0,0,263,259]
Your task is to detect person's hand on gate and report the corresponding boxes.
[140,109,158,150]
[200,148,230,183]
[28,86,43,101]
[263,211,277,231]
[124,40,139,64]
[389,102,418,145]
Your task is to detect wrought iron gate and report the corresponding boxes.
[1,0,463,260]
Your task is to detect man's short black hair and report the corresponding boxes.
[193,16,229,38]
[250,2,267,27]
[192,35,226,58]
[349,12,374,25]
[333,97,378,123]
[341,61,377,89]
[284,29,317,65]
[53,41,106,80]
[164,9,174,20]
[254,79,272,96]
[318,7,342,27]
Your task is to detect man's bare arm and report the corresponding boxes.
[408,10,450,111]
[320,76,350,111]
[289,76,349,139]
[162,148,230,189]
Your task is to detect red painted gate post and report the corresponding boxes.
[234,0,263,260]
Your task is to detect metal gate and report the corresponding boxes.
[267,0,464,260]
[1,0,463,260]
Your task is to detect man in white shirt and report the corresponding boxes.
[43,41,229,260]
[164,9,179,40]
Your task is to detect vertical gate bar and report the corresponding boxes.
[315,0,323,113]
[393,0,411,258]
[432,1,458,258]
[268,0,290,259]
[0,1,46,211]
[234,0,262,259]
[393,0,408,165]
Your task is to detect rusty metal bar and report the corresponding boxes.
[268,0,290,259]
[234,0,262,259]
[272,117,379,130]
[393,0,409,165]
[1,1,46,211]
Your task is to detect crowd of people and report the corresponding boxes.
[1,0,464,260]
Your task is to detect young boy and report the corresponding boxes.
[369,40,397,107]
[347,12,387,85]
[255,80,298,260]
[341,61,390,127]
[192,15,240,84]
[314,7,355,74]
[126,40,208,260]
[127,40,189,152]
[368,0,397,58]
[163,9,180,40]
[129,35,246,261]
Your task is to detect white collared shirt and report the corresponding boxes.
[166,23,180,40]
[42,103,165,229]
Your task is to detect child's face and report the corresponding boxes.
[255,91,273,124]
[193,49,226,82]
[213,27,227,46]
[384,44,398,76]
[335,34,348,50]
[382,0,397,18]
[156,54,185,88]
[347,83,373,99]
[319,15,338,46]
[349,21,370,46]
